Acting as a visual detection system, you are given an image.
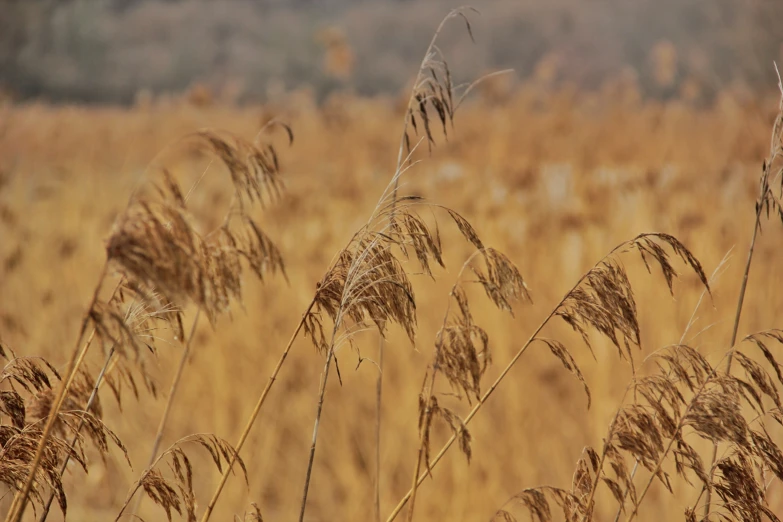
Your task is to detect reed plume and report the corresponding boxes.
[387,232,710,521]
[407,246,531,520]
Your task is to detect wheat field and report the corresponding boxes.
[2,35,783,522]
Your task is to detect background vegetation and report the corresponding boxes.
[1,0,782,103]
[2,3,783,522]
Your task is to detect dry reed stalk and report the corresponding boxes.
[607,250,732,522]
[200,300,315,522]
[374,322,385,522]
[386,233,710,522]
[299,322,341,522]
[488,252,783,520]
[115,434,247,522]
[381,9,483,518]
[0,339,128,520]
[702,67,783,519]
[6,121,289,522]
[294,144,516,520]
[129,309,202,519]
[298,10,514,516]
[107,126,290,520]
[0,344,80,514]
[37,342,117,522]
[567,331,783,522]
[35,279,184,521]
[486,79,782,522]
[206,10,493,521]
[106,128,289,323]
[4,261,110,522]
[297,195,488,521]
[406,247,531,521]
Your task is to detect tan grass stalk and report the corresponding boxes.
[386,233,709,522]
[374,325,385,522]
[209,11,488,521]
[625,347,734,522]
[200,299,315,522]
[37,343,117,522]
[4,261,110,522]
[377,11,453,518]
[35,276,138,521]
[129,308,202,518]
[299,324,341,522]
[116,434,247,522]
[296,191,489,520]
[702,67,783,519]
[386,254,613,522]
[406,247,530,522]
[609,250,731,522]
[385,10,505,517]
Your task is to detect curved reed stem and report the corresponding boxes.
[298,324,340,522]
[374,328,385,522]
[701,213,760,519]
[37,277,127,521]
[702,84,783,516]
[5,260,109,522]
[130,308,201,518]
[38,344,117,522]
[385,238,637,522]
[608,253,728,522]
[627,351,732,522]
[200,299,315,522]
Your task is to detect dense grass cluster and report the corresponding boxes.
[1,10,783,522]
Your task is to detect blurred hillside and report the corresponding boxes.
[1,0,782,104]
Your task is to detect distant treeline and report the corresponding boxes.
[1,0,781,104]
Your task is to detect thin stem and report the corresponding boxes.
[38,278,127,521]
[703,84,783,519]
[390,7,476,207]
[580,384,639,522]
[405,370,438,522]
[385,238,636,522]
[299,325,340,522]
[609,252,729,522]
[626,351,731,522]
[702,183,765,520]
[38,344,117,522]
[374,329,384,522]
[130,308,202,518]
[115,435,206,522]
[5,261,109,522]
[405,250,486,522]
[200,299,315,522]
[386,322,544,522]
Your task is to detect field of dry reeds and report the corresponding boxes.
[2,15,783,522]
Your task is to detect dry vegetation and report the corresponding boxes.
[2,12,783,522]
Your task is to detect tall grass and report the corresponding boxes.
[0,10,782,522]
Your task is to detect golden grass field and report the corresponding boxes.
[2,79,783,522]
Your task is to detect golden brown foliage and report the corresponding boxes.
[2,48,783,522]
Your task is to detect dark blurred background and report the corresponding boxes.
[1,0,782,104]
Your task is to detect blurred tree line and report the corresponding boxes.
[0,0,781,104]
